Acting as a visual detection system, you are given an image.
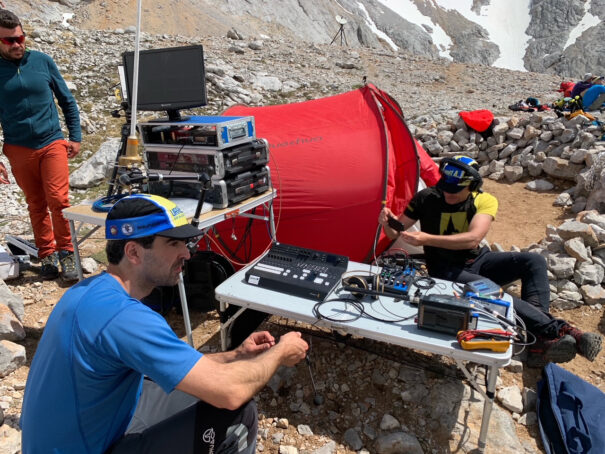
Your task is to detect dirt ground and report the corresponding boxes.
[481,178,572,250]
[4,179,604,453]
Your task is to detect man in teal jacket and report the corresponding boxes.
[0,9,81,281]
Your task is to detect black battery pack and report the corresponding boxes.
[417,294,478,335]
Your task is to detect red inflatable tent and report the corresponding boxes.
[211,84,439,265]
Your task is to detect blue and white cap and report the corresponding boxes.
[106,194,202,240]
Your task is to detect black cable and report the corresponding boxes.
[162,143,187,199]
[413,276,436,291]
[362,300,417,323]
[211,212,256,264]
[313,297,364,323]
[231,207,256,261]
[452,281,465,294]
[313,294,416,325]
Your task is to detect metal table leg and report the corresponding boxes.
[478,365,499,452]
[68,219,84,281]
[219,300,247,351]
[177,272,194,346]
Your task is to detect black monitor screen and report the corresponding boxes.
[122,45,207,119]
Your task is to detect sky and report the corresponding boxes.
[374,0,534,71]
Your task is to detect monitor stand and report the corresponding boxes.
[154,109,191,123]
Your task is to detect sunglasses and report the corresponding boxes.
[0,35,25,45]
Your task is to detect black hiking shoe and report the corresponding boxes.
[58,250,78,282]
[39,253,59,280]
[560,324,603,362]
[526,334,577,368]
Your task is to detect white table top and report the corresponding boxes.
[215,260,514,367]
[63,189,277,230]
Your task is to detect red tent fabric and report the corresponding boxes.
[211,84,439,265]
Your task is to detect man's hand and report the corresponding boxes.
[67,141,80,158]
[276,331,308,367]
[378,207,395,228]
[400,230,429,246]
[236,331,276,359]
[0,163,9,184]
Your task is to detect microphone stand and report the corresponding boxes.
[191,172,212,229]
[176,171,211,347]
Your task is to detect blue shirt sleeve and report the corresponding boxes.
[97,302,202,393]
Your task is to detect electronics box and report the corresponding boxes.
[206,166,271,209]
[145,165,270,206]
[144,138,269,180]
[463,278,502,297]
[467,294,511,318]
[245,242,349,301]
[417,294,478,335]
[139,115,256,150]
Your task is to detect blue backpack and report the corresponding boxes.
[537,363,605,454]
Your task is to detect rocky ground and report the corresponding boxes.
[0,10,603,454]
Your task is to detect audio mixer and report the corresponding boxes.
[244,242,349,301]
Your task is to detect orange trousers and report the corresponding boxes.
[3,140,74,258]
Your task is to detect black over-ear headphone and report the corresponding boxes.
[439,157,483,192]
[342,274,382,300]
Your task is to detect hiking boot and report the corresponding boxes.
[560,324,603,362]
[58,250,78,282]
[39,253,59,280]
[526,334,577,369]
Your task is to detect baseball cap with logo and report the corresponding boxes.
[106,194,202,240]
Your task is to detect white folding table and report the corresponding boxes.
[215,259,515,453]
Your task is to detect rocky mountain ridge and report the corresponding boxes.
[17,0,605,79]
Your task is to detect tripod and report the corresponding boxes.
[330,23,348,46]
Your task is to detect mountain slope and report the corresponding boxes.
[14,0,605,77]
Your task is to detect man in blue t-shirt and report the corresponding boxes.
[20,194,309,454]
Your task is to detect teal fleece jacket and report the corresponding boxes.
[0,49,81,149]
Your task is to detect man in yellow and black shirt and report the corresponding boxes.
[379,156,602,367]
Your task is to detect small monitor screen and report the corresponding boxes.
[122,45,207,118]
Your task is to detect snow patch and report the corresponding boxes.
[61,13,74,28]
[434,0,531,71]
[357,2,398,51]
[564,0,600,50]
[375,0,453,59]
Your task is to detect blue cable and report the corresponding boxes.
[92,193,129,212]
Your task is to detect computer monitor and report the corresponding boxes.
[121,45,207,121]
